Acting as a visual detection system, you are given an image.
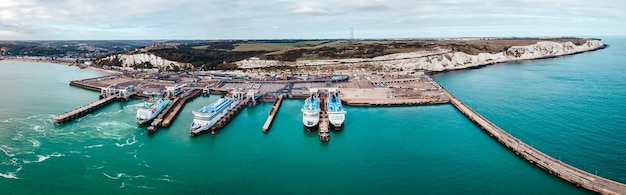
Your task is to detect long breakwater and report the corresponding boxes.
[443,89,626,195]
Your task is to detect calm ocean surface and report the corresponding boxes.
[1,37,624,194]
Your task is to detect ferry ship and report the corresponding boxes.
[327,89,346,128]
[136,97,171,125]
[301,90,320,128]
[190,96,240,135]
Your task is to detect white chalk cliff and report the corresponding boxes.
[235,40,604,72]
[99,53,193,70]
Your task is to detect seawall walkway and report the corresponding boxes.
[443,89,626,195]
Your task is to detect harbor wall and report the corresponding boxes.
[443,88,626,195]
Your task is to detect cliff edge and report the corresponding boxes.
[235,40,605,72]
[97,53,193,70]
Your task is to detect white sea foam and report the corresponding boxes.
[28,140,41,148]
[11,133,23,141]
[0,166,22,180]
[159,175,174,182]
[25,115,42,120]
[119,182,126,188]
[115,136,137,147]
[1,145,15,157]
[95,121,135,140]
[0,172,18,179]
[135,185,154,189]
[23,152,64,164]
[84,144,104,149]
[32,125,44,133]
[103,172,123,180]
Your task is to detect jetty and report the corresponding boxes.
[148,89,201,133]
[444,89,626,195]
[53,96,117,124]
[208,100,247,135]
[262,94,284,132]
[70,80,103,91]
[318,92,330,142]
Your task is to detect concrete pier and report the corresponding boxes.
[262,94,284,132]
[162,89,201,127]
[69,80,102,91]
[318,92,330,142]
[444,89,626,195]
[148,89,201,134]
[208,100,247,135]
[53,96,117,124]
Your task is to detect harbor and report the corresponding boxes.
[52,69,626,194]
[54,71,448,129]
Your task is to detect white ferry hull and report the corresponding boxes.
[328,111,346,127]
[302,110,320,127]
[136,99,171,126]
[190,99,240,135]
[190,121,211,135]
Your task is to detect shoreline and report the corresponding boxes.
[3,58,121,75]
[427,43,608,75]
[238,40,607,76]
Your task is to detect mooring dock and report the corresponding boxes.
[53,96,117,124]
[208,100,247,135]
[444,89,626,195]
[318,91,330,142]
[262,94,284,132]
[148,89,201,133]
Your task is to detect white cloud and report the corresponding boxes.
[348,0,389,11]
[0,0,624,39]
[290,6,328,15]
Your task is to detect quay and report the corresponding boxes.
[70,80,102,91]
[53,96,117,124]
[208,100,247,135]
[343,98,448,106]
[262,94,284,132]
[318,91,330,142]
[54,82,134,124]
[148,89,202,134]
[162,89,202,127]
[444,89,626,195]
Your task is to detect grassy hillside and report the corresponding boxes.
[100,37,594,70]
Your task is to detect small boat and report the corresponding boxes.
[136,97,171,125]
[190,96,240,135]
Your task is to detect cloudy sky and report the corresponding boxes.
[1,0,624,40]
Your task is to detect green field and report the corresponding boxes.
[231,43,296,51]
[191,41,329,51]
[105,37,594,70]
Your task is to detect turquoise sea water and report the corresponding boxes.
[0,37,624,194]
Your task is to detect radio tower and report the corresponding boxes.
[350,27,354,42]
